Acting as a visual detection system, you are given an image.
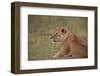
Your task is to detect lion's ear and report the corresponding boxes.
[61,28,66,34]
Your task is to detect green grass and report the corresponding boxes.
[28,33,60,60]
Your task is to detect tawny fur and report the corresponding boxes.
[50,27,87,58]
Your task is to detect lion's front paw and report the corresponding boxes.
[52,55,58,59]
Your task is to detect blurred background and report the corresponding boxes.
[28,15,88,60]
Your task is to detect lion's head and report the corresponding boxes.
[50,27,74,43]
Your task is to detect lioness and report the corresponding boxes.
[50,27,87,58]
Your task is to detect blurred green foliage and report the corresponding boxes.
[28,15,88,60]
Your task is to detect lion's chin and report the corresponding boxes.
[51,39,56,44]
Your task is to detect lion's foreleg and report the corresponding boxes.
[53,47,70,58]
[53,51,64,58]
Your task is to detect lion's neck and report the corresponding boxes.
[62,35,79,46]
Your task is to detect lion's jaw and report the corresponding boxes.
[50,33,69,44]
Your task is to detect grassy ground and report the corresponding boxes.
[28,33,61,60]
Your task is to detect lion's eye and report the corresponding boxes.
[55,33,57,34]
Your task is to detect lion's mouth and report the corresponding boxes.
[51,39,56,43]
